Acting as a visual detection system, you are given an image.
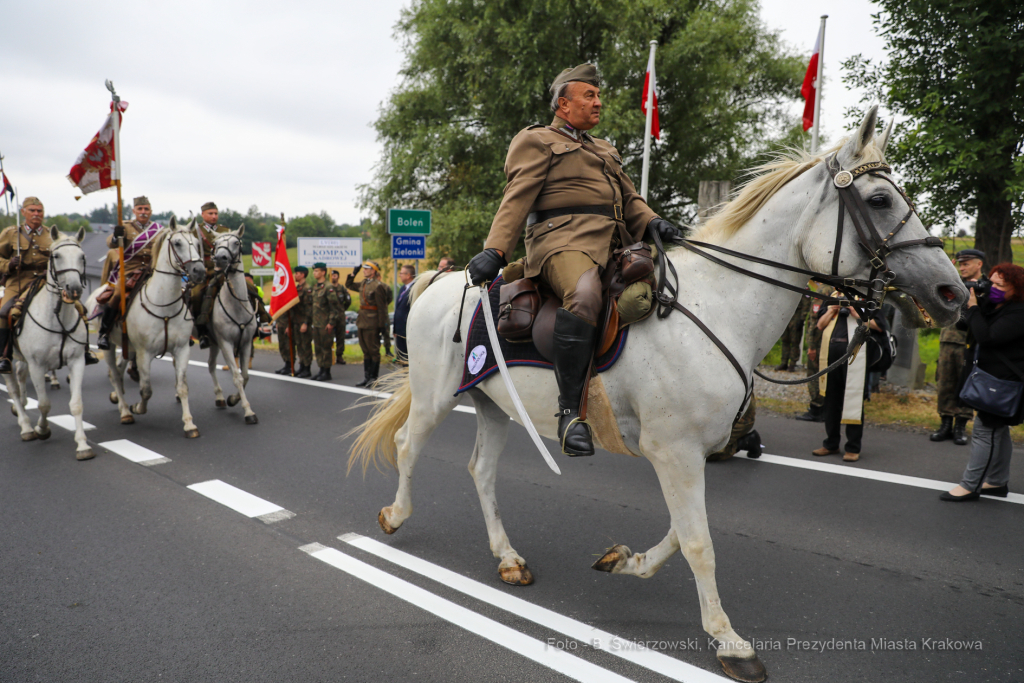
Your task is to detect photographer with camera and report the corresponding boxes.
[941,263,1024,502]
[811,297,888,463]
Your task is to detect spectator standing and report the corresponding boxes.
[309,262,343,382]
[776,292,811,371]
[329,270,352,365]
[393,264,416,364]
[931,249,986,445]
[796,283,833,422]
[437,256,456,272]
[941,263,1024,501]
[346,261,392,387]
[275,265,313,378]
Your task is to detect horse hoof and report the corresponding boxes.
[498,564,534,586]
[36,428,51,441]
[244,414,258,425]
[227,395,240,407]
[378,509,399,535]
[76,449,95,461]
[215,399,227,408]
[591,544,632,573]
[21,431,38,442]
[51,383,60,390]
[109,392,118,405]
[120,415,135,425]
[184,428,200,439]
[718,654,767,683]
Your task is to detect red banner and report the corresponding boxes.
[67,101,128,195]
[270,226,299,321]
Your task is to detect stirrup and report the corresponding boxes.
[558,410,594,456]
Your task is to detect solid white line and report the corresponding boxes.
[742,452,1024,505]
[187,479,292,520]
[100,439,171,464]
[48,415,96,432]
[340,533,728,682]
[299,543,637,683]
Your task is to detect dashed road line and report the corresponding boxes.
[188,479,294,523]
[48,415,96,432]
[300,543,638,683]
[340,533,729,682]
[100,439,171,466]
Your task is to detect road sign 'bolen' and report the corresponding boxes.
[388,208,431,235]
[392,235,426,259]
[251,242,272,267]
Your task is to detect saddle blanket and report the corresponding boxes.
[456,276,628,395]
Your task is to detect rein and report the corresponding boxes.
[213,236,256,354]
[135,230,201,357]
[25,242,90,370]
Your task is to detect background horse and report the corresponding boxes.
[348,109,968,682]
[87,217,206,437]
[205,227,258,425]
[6,226,93,460]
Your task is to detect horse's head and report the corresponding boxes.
[802,106,967,328]
[166,216,207,285]
[47,225,86,303]
[213,224,245,273]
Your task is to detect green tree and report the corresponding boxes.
[843,0,1023,264]
[359,0,806,266]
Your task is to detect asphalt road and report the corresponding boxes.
[1,349,1022,683]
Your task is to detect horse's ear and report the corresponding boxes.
[169,215,178,230]
[236,223,245,238]
[842,105,879,161]
[75,226,86,243]
[877,117,894,156]
[50,225,60,241]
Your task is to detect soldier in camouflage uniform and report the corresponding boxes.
[309,262,344,382]
[796,284,833,422]
[707,395,761,461]
[930,249,985,445]
[329,269,351,365]
[275,265,313,378]
[776,294,812,371]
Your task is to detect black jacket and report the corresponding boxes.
[964,299,1024,425]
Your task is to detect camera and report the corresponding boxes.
[837,299,851,316]
[965,280,991,295]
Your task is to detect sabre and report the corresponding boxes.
[478,283,561,475]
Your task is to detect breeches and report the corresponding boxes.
[358,327,381,363]
[540,251,602,326]
[0,283,29,330]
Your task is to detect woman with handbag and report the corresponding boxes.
[941,263,1024,502]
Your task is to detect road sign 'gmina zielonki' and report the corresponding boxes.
[387,208,431,235]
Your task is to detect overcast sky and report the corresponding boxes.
[0,0,886,224]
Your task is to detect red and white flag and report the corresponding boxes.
[67,101,128,195]
[270,225,299,320]
[801,32,821,131]
[642,49,660,140]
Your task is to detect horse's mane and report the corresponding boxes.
[149,226,172,264]
[692,138,886,244]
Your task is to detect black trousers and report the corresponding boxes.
[822,352,864,454]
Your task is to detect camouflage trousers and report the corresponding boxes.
[278,321,312,368]
[779,308,805,366]
[806,348,823,408]
[707,395,756,461]
[312,326,334,370]
[334,325,347,364]
[936,342,973,419]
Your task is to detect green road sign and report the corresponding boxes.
[387,208,431,235]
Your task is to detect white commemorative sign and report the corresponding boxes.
[296,237,362,268]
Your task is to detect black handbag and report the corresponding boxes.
[958,346,1024,418]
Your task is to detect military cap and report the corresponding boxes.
[133,196,150,207]
[362,260,380,273]
[21,196,43,208]
[293,265,308,275]
[201,201,218,212]
[551,63,600,91]
[312,262,328,270]
[954,248,985,262]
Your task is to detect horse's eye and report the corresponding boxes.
[868,194,891,209]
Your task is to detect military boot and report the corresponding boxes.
[355,359,372,387]
[736,430,762,459]
[314,367,332,382]
[929,416,954,442]
[274,363,292,375]
[369,359,380,384]
[796,404,824,422]
[952,417,969,446]
[96,306,119,351]
[0,328,11,374]
[294,364,312,379]
[553,308,597,457]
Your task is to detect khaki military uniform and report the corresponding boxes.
[936,314,973,420]
[104,220,159,308]
[278,285,313,368]
[346,274,390,363]
[0,225,53,330]
[804,286,833,408]
[483,116,658,324]
[310,280,344,370]
[779,296,811,367]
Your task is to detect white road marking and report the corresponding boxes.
[7,396,39,410]
[48,415,96,432]
[743,452,1024,505]
[340,533,729,682]
[187,479,294,523]
[100,439,171,466]
[300,543,638,683]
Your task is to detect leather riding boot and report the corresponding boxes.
[96,305,119,351]
[553,308,598,457]
[929,416,954,442]
[952,417,969,446]
[370,359,380,382]
[736,430,762,459]
[0,328,11,374]
[355,359,372,387]
[294,364,312,379]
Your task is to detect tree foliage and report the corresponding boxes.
[360,0,807,266]
[843,0,1023,264]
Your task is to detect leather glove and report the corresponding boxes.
[7,255,21,273]
[649,217,682,243]
[467,248,506,286]
[113,224,125,240]
[352,265,360,275]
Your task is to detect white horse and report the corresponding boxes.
[6,226,93,459]
[87,217,207,437]
[348,109,968,681]
[204,227,258,425]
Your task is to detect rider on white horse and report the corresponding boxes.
[466,63,682,457]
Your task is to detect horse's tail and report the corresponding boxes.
[345,366,412,476]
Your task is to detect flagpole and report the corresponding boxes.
[281,212,295,375]
[640,40,658,202]
[0,151,9,218]
[106,80,129,360]
[811,16,827,154]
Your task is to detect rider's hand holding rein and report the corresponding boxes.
[468,248,506,286]
[6,254,20,273]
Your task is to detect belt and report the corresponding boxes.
[361,305,378,311]
[527,204,623,227]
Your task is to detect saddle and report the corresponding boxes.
[97,269,149,306]
[496,242,656,362]
[6,276,47,335]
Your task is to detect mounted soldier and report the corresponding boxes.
[467,63,681,456]
[96,195,162,350]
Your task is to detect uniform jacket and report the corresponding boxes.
[0,225,53,295]
[105,220,159,281]
[197,222,230,275]
[346,274,390,333]
[310,280,344,329]
[484,117,659,279]
[287,284,313,327]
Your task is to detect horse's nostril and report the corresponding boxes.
[938,285,957,302]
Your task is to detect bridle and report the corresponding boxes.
[213,234,256,342]
[136,230,203,357]
[23,240,89,369]
[156,230,203,279]
[46,240,86,296]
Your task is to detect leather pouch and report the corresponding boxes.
[615,242,654,284]
[497,278,541,342]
